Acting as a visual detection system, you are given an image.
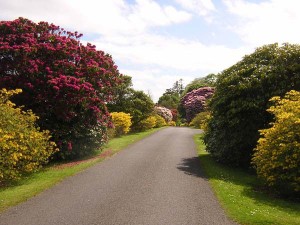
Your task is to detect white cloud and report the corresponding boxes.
[0,0,191,36]
[223,0,300,46]
[94,33,248,73]
[128,0,192,28]
[175,0,216,19]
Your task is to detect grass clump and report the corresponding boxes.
[194,134,300,225]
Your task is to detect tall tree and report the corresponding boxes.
[157,79,184,109]
[107,77,154,131]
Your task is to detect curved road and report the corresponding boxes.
[0,127,236,225]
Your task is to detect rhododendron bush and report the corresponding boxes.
[0,18,122,159]
[181,87,214,122]
[154,106,173,122]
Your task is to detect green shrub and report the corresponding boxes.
[204,43,300,167]
[139,116,156,131]
[154,114,166,128]
[111,112,132,137]
[0,89,57,183]
[252,90,300,195]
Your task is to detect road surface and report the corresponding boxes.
[0,127,236,225]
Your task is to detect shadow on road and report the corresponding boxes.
[176,156,208,180]
[178,155,300,215]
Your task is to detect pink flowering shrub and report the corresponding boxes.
[0,18,122,159]
[181,87,214,122]
[155,106,173,122]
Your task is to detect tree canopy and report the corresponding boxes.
[157,79,184,109]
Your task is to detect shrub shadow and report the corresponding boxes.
[177,156,208,180]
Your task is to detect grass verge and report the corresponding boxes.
[0,128,163,213]
[194,134,300,225]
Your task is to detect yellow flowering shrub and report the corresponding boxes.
[0,89,57,182]
[189,111,210,129]
[252,90,300,195]
[139,116,156,131]
[154,114,166,128]
[168,121,176,126]
[111,112,132,136]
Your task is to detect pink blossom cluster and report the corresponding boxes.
[0,18,122,158]
[181,87,214,122]
[155,106,173,122]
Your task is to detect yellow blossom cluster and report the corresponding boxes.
[0,89,57,182]
[252,90,300,193]
[111,112,132,137]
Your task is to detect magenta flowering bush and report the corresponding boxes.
[155,106,173,122]
[0,18,122,159]
[181,87,214,122]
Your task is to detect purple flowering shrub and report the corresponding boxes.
[0,18,122,159]
[181,87,214,122]
[155,106,173,122]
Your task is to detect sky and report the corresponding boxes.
[1,0,300,102]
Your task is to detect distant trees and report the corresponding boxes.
[157,79,184,109]
[204,43,300,167]
[107,77,154,132]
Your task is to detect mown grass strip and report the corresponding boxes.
[0,127,164,213]
[194,134,300,225]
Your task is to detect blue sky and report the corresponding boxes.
[1,0,300,101]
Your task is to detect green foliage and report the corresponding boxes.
[157,93,180,109]
[154,114,166,128]
[252,90,300,196]
[0,89,57,182]
[157,79,184,109]
[189,111,210,129]
[139,116,156,131]
[204,43,300,167]
[110,112,132,137]
[107,79,154,132]
[108,75,133,111]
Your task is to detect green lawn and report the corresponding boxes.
[194,134,300,225]
[0,128,163,213]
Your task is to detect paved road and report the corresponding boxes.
[0,127,236,225]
